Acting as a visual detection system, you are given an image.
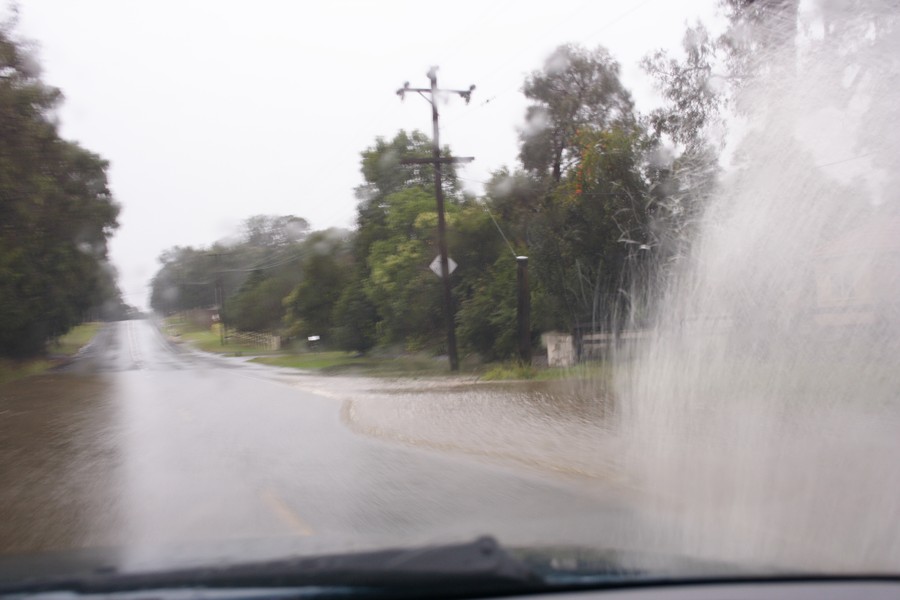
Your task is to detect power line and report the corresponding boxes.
[483,203,518,259]
[248,250,309,271]
[219,249,309,273]
[815,152,876,169]
[178,279,214,286]
[457,175,520,258]
[243,246,308,270]
[444,0,657,128]
[581,0,656,44]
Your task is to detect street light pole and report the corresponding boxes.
[517,255,531,365]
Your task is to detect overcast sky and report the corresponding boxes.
[13,1,724,309]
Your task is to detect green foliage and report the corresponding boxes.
[553,125,655,305]
[243,215,310,248]
[228,271,295,333]
[331,279,378,353]
[353,130,460,260]
[281,230,351,341]
[481,361,613,382]
[642,23,725,152]
[149,14,778,367]
[251,352,456,377]
[0,322,101,385]
[457,255,519,361]
[50,322,102,357]
[150,246,218,314]
[457,253,552,361]
[480,363,538,381]
[149,215,314,319]
[483,168,544,247]
[364,188,444,348]
[251,352,361,371]
[520,44,635,183]
[526,123,656,330]
[0,22,120,357]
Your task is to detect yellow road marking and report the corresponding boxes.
[260,488,315,536]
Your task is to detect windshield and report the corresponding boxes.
[1,0,899,592]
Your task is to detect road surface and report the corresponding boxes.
[0,320,641,574]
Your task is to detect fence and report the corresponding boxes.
[226,330,281,350]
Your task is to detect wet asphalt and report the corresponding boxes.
[0,320,641,572]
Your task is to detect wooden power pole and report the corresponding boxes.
[397,67,475,372]
[212,252,226,346]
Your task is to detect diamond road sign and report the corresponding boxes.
[429,255,457,277]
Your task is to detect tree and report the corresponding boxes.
[512,44,659,333]
[457,253,552,361]
[639,19,735,298]
[457,255,520,361]
[149,215,312,319]
[91,261,133,321]
[353,130,460,262]
[227,270,295,333]
[281,229,352,342]
[483,168,544,248]
[242,215,309,249]
[150,246,216,314]
[363,187,445,349]
[519,44,635,183]
[331,279,378,354]
[334,130,466,353]
[0,19,120,356]
[528,123,655,332]
[642,23,726,153]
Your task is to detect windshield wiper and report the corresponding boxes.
[1,537,545,598]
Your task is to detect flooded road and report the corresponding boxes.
[339,378,620,481]
[0,320,638,576]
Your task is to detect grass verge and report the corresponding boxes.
[0,322,102,385]
[164,318,280,356]
[251,352,460,376]
[178,329,265,355]
[50,322,102,357]
[253,351,613,382]
[480,360,613,382]
[163,315,611,382]
[0,358,53,386]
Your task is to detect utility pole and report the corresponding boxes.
[211,252,226,346]
[397,67,475,372]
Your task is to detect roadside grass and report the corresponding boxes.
[50,322,103,357]
[250,352,362,371]
[252,350,614,382]
[0,322,102,385]
[165,318,280,356]
[163,315,613,382]
[0,358,53,386]
[179,329,259,355]
[481,360,613,382]
[250,352,455,376]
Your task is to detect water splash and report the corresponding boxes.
[618,1,900,572]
